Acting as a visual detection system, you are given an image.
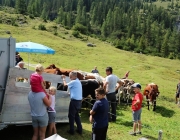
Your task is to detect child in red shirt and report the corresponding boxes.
[130,83,143,136]
[30,64,48,96]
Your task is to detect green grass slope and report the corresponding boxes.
[0,13,180,140]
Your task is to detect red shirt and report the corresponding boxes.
[30,73,44,93]
[132,92,143,111]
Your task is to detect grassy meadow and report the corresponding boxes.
[0,12,180,140]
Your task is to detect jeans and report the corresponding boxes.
[106,92,116,121]
[68,100,82,133]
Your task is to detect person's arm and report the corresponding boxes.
[43,95,52,107]
[89,115,93,123]
[41,81,47,93]
[90,110,96,115]
[103,77,109,93]
[61,75,68,86]
[115,77,122,91]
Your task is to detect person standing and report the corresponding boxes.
[91,66,99,74]
[103,67,121,122]
[89,87,109,140]
[130,83,143,136]
[47,86,57,137]
[15,61,25,69]
[61,71,83,135]
[175,80,180,104]
[28,86,52,140]
[16,54,23,65]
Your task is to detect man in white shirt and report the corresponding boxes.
[103,67,121,122]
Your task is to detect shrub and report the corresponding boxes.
[54,32,58,36]
[72,31,80,38]
[29,14,34,19]
[64,26,70,30]
[32,26,36,30]
[72,23,87,34]
[38,24,46,31]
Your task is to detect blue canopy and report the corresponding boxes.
[16,42,55,54]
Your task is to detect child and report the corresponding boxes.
[130,83,143,136]
[30,64,48,96]
[47,86,57,137]
[89,87,109,140]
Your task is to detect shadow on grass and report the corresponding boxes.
[155,105,175,118]
[56,123,93,140]
[141,135,157,140]
[0,125,32,140]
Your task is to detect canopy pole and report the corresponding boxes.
[28,53,29,70]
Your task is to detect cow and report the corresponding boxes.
[116,79,135,104]
[56,80,100,108]
[43,66,104,108]
[143,83,160,111]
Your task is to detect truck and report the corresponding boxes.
[0,37,70,130]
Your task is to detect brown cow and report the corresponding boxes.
[143,83,160,111]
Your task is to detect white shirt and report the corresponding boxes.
[105,74,120,93]
[47,95,56,113]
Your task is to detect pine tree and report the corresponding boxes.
[15,0,27,14]
[41,2,48,20]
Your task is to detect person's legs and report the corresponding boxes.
[92,128,103,140]
[48,112,56,136]
[47,123,54,137]
[74,101,82,133]
[31,116,39,140]
[130,110,138,135]
[137,108,142,133]
[39,126,47,140]
[32,127,39,140]
[138,120,142,132]
[175,93,179,104]
[38,113,48,139]
[101,126,108,140]
[111,93,117,121]
[106,94,112,121]
[68,101,76,133]
[52,123,57,134]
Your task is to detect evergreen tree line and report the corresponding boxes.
[1,0,180,59]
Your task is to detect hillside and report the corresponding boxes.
[0,13,180,140]
[1,0,180,59]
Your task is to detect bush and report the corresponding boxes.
[72,23,87,34]
[64,26,70,30]
[38,24,46,31]
[32,26,36,30]
[54,32,58,36]
[72,31,80,38]
[29,14,34,19]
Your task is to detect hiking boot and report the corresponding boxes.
[136,131,142,135]
[129,132,136,136]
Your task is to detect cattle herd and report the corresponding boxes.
[43,64,160,111]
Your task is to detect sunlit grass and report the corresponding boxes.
[0,13,180,140]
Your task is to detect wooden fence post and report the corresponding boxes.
[158,130,163,140]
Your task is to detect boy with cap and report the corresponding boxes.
[130,83,143,136]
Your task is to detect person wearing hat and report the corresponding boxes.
[130,83,143,136]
